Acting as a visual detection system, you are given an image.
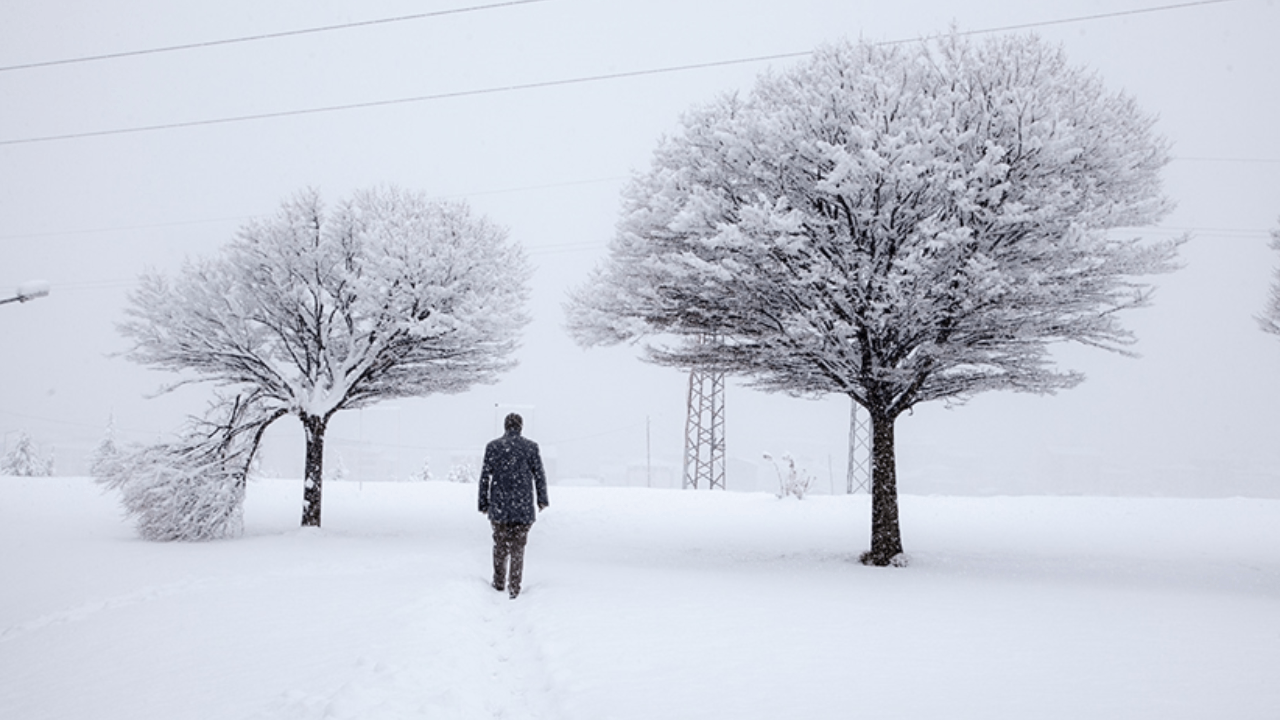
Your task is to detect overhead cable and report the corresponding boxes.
[944,0,1237,38]
[0,0,1245,147]
[0,0,551,73]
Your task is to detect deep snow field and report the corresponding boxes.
[1,476,1278,720]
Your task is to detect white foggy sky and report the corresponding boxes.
[1,0,1278,495]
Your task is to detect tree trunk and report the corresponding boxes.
[860,408,904,566]
[301,414,327,527]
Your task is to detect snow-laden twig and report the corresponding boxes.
[763,452,813,500]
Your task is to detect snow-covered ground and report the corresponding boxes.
[2,476,1277,720]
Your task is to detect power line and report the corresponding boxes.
[942,0,1238,38]
[0,177,627,244]
[0,52,807,147]
[0,0,551,73]
[1173,156,1280,165]
[433,175,627,200]
[0,0,1244,148]
[0,214,254,241]
[1137,226,1273,237]
[0,409,150,438]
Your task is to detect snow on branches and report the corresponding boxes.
[94,395,283,541]
[118,186,530,529]
[567,33,1178,564]
[570,34,1177,411]
[121,187,529,418]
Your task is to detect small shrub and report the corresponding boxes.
[447,458,479,484]
[763,452,813,500]
[410,458,433,482]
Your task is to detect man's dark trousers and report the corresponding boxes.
[491,522,531,595]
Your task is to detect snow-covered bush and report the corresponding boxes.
[763,453,813,500]
[95,395,281,541]
[410,458,433,482]
[447,458,479,484]
[2,432,54,476]
[324,454,349,483]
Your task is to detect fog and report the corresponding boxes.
[2,0,1278,496]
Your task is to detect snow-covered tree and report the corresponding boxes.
[324,454,349,483]
[95,394,282,541]
[410,458,433,482]
[89,415,119,476]
[1259,223,1280,337]
[120,186,530,527]
[2,431,54,476]
[567,35,1178,565]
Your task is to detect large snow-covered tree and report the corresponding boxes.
[121,186,530,527]
[567,35,1178,565]
[1260,223,1280,337]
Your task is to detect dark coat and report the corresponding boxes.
[478,430,549,525]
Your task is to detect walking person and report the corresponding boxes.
[478,413,549,599]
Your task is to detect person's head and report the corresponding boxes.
[504,413,523,435]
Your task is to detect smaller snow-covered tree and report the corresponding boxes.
[95,394,283,541]
[89,416,119,476]
[763,452,814,500]
[119,186,530,528]
[325,454,350,483]
[410,458,433,482]
[1260,223,1280,337]
[2,432,54,476]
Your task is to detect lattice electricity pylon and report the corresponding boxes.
[846,398,872,494]
[682,368,726,490]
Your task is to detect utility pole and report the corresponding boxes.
[682,366,725,490]
[646,415,651,488]
[846,397,871,494]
